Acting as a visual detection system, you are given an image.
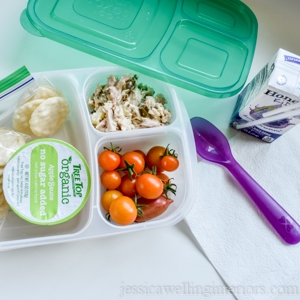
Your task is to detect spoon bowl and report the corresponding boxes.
[191,117,233,165]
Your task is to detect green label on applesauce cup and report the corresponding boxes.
[2,139,91,225]
[30,144,59,220]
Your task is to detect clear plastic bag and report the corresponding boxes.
[0,127,33,222]
[0,66,36,222]
[0,67,70,138]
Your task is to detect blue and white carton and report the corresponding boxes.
[231,49,300,143]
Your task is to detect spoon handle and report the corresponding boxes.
[226,160,300,244]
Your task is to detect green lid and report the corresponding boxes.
[20,0,257,98]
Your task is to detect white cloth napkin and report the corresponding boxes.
[185,125,300,300]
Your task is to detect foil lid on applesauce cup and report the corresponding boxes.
[2,139,91,225]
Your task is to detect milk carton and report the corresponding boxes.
[231,49,300,142]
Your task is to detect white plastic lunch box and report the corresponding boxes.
[0,66,197,251]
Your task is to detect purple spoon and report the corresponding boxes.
[191,116,300,245]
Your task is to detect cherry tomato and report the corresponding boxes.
[135,196,174,222]
[101,190,123,211]
[109,196,137,225]
[160,156,179,172]
[133,149,146,162]
[146,146,165,173]
[119,175,137,197]
[98,150,120,171]
[100,170,121,190]
[136,174,164,200]
[119,151,145,178]
[157,172,170,187]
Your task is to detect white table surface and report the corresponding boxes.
[0,1,300,299]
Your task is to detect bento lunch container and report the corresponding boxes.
[20,0,258,98]
[0,66,197,251]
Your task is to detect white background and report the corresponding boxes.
[0,0,300,299]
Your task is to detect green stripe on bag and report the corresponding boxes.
[0,66,31,93]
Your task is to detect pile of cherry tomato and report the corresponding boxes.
[98,143,179,225]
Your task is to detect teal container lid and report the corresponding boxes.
[20,0,257,98]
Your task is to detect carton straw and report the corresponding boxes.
[235,108,300,129]
[262,102,300,118]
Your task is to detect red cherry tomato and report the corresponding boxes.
[100,170,121,190]
[135,196,174,222]
[136,173,164,200]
